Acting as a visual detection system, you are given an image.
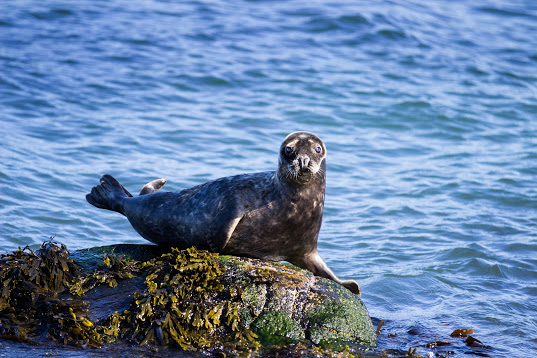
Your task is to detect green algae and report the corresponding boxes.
[251,311,304,345]
[305,279,377,347]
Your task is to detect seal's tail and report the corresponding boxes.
[86,174,129,215]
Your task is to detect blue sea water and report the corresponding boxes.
[1,0,536,356]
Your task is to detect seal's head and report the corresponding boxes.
[278,132,327,185]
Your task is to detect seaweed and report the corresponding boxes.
[70,254,141,296]
[450,328,474,338]
[98,247,261,355]
[406,347,423,358]
[0,240,100,346]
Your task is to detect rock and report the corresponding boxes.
[73,244,377,350]
[0,241,376,356]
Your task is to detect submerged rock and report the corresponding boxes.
[0,242,376,356]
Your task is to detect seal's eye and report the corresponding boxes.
[284,146,294,156]
[315,146,322,154]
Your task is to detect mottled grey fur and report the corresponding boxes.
[86,132,360,294]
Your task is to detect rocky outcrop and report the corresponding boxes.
[0,242,375,356]
[75,244,377,350]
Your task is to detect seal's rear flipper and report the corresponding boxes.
[121,184,133,197]
[139,179,167,195]
[86,174,129,215]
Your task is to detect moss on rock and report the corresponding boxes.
[251,311,305,345]
[304,279,377,347]
[216,254,376,349]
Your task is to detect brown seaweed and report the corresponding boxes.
[70,254,141,296]
[0,241,99,346]
[98,247,261,355]
[450,328,474,338]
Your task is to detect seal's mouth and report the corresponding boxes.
[284,165,316,184]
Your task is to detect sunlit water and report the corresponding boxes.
[1,1,536,356]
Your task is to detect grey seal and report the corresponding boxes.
[86,132,360,295]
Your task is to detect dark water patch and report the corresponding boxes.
[29,8,74,20]
[465,65,489,76]
[0,19,13,27]
[392,100,431,109]
[6,97,55,111]
[125,38,154,46]
[440,245,491,261]
[339,14,369,26]
[199,75,233,87]
[382,206,426,218]
[0,74,24,92]
[169,81,200,93]
[496,70,537,83]
[501,263,537,283]
[462,258,511,279]
[475,6,536,19]
[304,17,340,33]
[377,28,407,40]
[462,220,526,238]
[28,215,85,227]
[503,242,537,254]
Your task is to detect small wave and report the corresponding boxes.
[475,6,536,19]
[29,8,74,21]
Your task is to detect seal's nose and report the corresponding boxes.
[298,156,310,170]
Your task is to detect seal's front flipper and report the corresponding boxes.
[339,279,361,295]
[207,209,243,252]
[139,179,167,195]
[294,251,361,295]
[86,174,129,215]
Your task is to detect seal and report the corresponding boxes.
[86,132,361,295]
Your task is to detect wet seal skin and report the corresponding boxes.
[86,132,361,295]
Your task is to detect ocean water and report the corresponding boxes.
[1,0,536,356]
